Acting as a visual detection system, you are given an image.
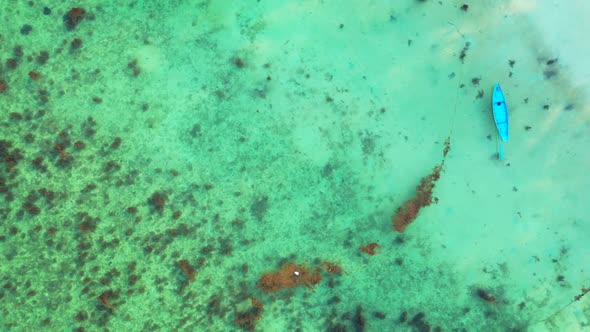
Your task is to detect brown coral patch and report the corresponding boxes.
[360,243,381,255]
[258,262,322,293]
[392,136,450,232]
[322,261,343,274]
[392,164,442,232]
[235,298,264,331]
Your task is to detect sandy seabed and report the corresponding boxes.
[1,1,589,331]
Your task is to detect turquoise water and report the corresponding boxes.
[1,1,589,331]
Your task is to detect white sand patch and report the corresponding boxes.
[292,124,331,165]
[135,45,164,73]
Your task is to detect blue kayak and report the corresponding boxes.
[492,83,509,142]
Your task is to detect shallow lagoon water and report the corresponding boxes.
[1,1,589,331]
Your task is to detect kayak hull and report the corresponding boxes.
[492,83,509,142]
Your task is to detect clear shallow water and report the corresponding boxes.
[1,1,589,331]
